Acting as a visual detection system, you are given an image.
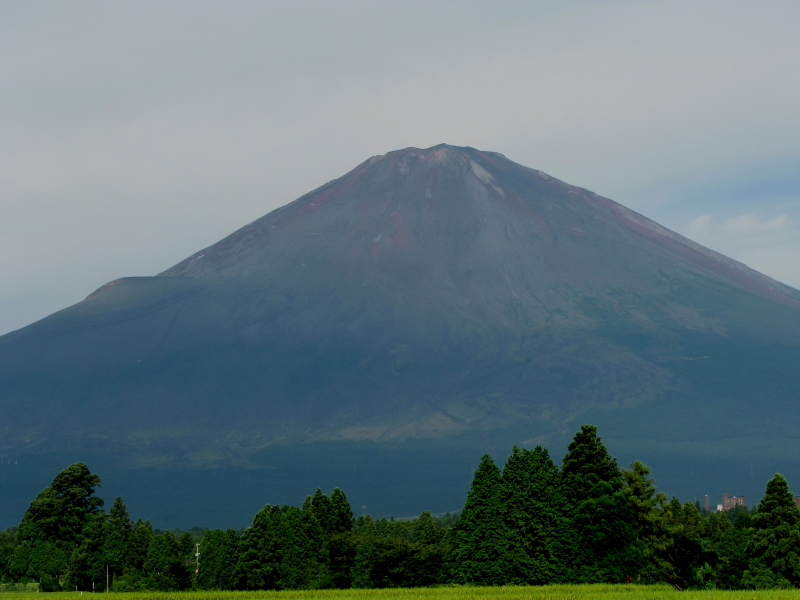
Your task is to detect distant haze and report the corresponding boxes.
[1,0,799,335]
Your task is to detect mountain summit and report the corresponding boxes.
[2,145,799,526]
[163,144,798,307]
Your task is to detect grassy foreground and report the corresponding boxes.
[4,586,800,599]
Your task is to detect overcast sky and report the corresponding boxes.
[2,0,799,335]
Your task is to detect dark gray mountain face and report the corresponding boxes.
[2,145,800,527]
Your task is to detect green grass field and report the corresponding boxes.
[3,586,799,600]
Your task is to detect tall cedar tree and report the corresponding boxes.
[236,504,328,590]
[64,513,108,591]
[651,498,708,589]
[127,519,154,574]
[401,511,446,587]
[349,541,374,589]
[237,505,283,590]
[500,446,563,585]
[218,528,241,589]
[143,531,189,591]
[330,488,354,535]
[326,531,360,589]
[304,488,353,537]
[196,529,239,590]
[743,473,800,589]
[280,505,329,589]
[561,425,642,583]
[707,510,751,589]
[104,497,132,580]
[14,463,103,583]
[621,461,667,583]
[178,532,195,569]
[446,454,506,585]
[304,490,334,535]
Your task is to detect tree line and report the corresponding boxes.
[1,425,798,591]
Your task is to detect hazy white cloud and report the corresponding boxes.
[690,213,789,238]
[688,215,713,237]
[682,207,800,290]
[721,214,788,235]
[1,0,799,333]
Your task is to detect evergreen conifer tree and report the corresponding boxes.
[236,504,283,590]
[445,454,506,585]
[350,541,374,589]
[143,531,189,591]
[561,425,642,583]
[743,473,800,589]
[562,425,621,502]
[197,529,240,590]
[178,532,195,573]
[103,497,132,581]
[330,488,354,535]
[621,461,667,583]
[218,529,240,589]
[237,504,328,590]
[64,514,108,591]
[401,511,446,587]
[650,498,707,589]
[500,445,563,585]
[276,506,328,589]
[304,489,335,536]
[411,511,443,546]
[196,529,224,589]
[128,519,154,573]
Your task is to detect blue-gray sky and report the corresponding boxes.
[2,0,799,335]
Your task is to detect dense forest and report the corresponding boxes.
[2,425,799,591]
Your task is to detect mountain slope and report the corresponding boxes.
[2,144,799,526]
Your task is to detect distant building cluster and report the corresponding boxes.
[703,494,800,512]
[719,493,746,511]
[704,493,746,512]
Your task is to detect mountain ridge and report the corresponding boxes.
[154,144,799,308]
